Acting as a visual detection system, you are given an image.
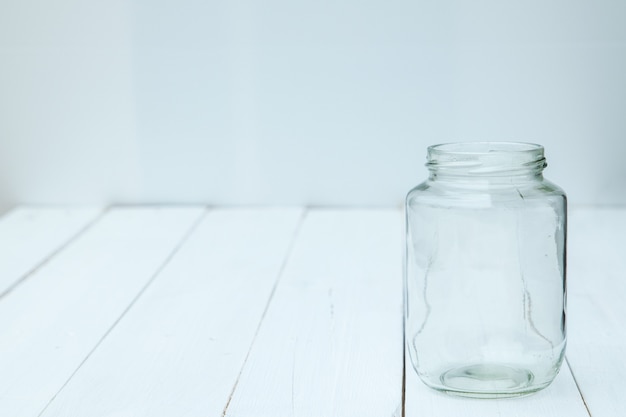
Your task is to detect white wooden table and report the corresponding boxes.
[0,206,622,416]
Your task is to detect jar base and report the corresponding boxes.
[434,364,541,398]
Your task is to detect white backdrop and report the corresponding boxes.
[1,0,625,208]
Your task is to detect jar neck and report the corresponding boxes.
[426,142,547,183]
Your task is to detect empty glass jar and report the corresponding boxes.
[405,142,567,398]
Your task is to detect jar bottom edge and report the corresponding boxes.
[423,363,553,399]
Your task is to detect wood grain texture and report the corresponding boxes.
[39,208,304,417]
[0,207,101,296]
[566,208,626,417]
[225,210,404,417]
[0,207,204,417]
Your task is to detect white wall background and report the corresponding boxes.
[1,0,625,207]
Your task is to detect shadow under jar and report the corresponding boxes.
[405,142,567,398]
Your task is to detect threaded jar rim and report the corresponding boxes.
[426,142,547,177]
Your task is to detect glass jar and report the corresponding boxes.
[405,142,567,398]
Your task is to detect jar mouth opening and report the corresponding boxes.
[428,142,543,156]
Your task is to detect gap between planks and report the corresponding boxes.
[221,209,309,417]
[565,357,593,417]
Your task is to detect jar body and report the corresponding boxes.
[405,143,566,398]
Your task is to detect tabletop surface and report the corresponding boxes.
[0,206,622,417]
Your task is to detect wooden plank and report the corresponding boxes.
[38,208,304,417]
[0,207,204,417]
[225,210,404,417]
[0,207,101,296]
[565,208,626,417]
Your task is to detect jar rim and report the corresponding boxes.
[426,142,547,177]
[428,142,543,156]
